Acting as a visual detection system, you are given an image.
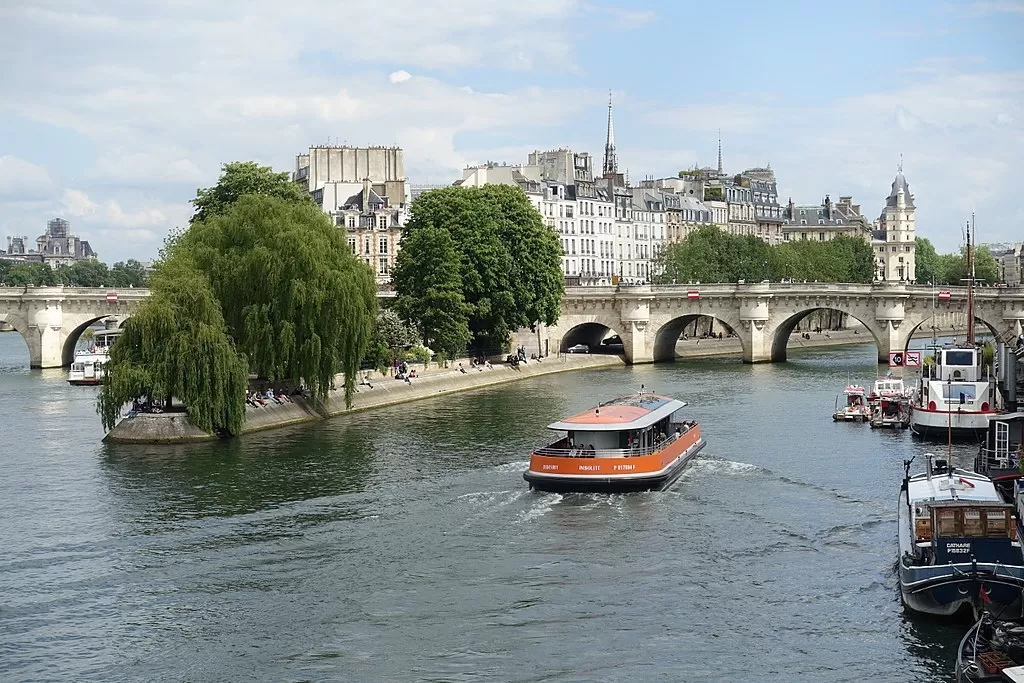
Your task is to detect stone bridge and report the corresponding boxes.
[0,286,151,367]
[0,285,400,368]
[547,283,1024,364]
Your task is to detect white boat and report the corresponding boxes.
[909,345,998,439]
[833,385,870,422]
[909,217,999,440]
[898,454,1024,620]
[868,376,910,404]
[68,328,121,386]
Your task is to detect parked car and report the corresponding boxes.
[601,335,623,346]
[566,343,590,354]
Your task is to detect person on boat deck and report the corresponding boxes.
[585,444,596,457]
[658,430,667,443]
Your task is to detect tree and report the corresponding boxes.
[177,194,377,404]
[3,262,56,286]
[191,161,315,223]
[109,259,148,287]
[98,257,248,435]
[398,185,563,352]
[56,260,110,286]
[393,225,472,357]
[364,308,420,372]
[915,237,940,284]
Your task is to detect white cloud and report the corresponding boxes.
[389,70,412,84]
[0,156,54,199]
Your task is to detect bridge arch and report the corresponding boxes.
[652,313,745,362]
[770,306,884,363]
[902,311,1006,353]
[60,315,125,367]
[558,316,626,355]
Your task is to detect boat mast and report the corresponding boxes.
[966,215,976,346]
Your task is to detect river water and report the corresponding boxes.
[0,331,982,682]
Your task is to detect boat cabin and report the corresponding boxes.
[536,394,695,458]
[976,413,1024,475]
[871,378,905,397]
[932,346,982,382]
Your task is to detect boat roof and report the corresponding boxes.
[548,393,688,432]
[844,385,865,394]
[907,469,1003,504]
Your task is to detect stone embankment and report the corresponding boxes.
[104,354,624,444]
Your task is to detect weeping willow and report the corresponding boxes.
[173,195,377,406]
[97,259,248,434]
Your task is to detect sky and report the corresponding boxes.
[0,0,1021,263]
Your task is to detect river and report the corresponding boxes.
[0,330,979,682]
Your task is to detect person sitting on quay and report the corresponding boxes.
[458,363,467,374]
[408,368,418,379]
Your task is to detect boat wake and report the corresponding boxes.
[685,458,764,477]
[493,461,530,473]
[517,493,563,522]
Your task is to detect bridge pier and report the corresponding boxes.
[740,320,772,363]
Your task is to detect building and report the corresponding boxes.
[872,167,916,282]
[293,146,408,284]
[990,243,1023,286]
[2,218,97,267]
[781,195,873,243]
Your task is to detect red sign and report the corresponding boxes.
[938,290,951,301]
[905,351,922,367]
[687,290,700,300]
[106,292,119,303]
[888,352,906,367]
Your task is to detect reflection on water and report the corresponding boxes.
[0,331,983,682]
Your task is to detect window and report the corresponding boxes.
[378,256,389,276]
[348,216,356,228]
[891,246,897,252]
[364,238,371,255]
[819,232,825,241]
[348,238,357,254]
[379,237,388,255]
[336,216,344,226]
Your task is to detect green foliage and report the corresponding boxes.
[364,308,420,372]
[0,261,57,286]
[703,187,723,201]
[655,227,876,283]
[191,161,315,224]
[397,185,564,353]
[915,237,940,284]
[393,225,472,357]
[178,194,377,405]
[98,258,248,435]
[56,260,109,287]
[109,259,148,287]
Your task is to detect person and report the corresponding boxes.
[458,363,467,374]
[675,426,681,437]
[586,444,596,457]
[408,368,418,378]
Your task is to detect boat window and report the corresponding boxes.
[986,510,1009,537]
[963,509,983,536]
[936,509,958,536]
[915,517,931,541]
[940,384,977,401]
[944,350,974,366]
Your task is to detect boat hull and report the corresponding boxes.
[910,406,992,440]
[68,378,101,386]
[524,432,705,494]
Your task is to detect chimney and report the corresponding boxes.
[362,177,371,212]
[824,194,832,218]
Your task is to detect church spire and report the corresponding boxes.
[717,129,723,175]
[603,90,617,176]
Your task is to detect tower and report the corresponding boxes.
[879,158,916,282]
[717,129,722,175]
[603,91,617,177]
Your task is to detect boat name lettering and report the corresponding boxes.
[613,464,636,471]
[542,464,559,471]
[578,465,601,471]
[945,542,971,554]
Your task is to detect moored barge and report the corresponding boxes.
[523,390,705,493]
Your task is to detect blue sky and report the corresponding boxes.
[1,0,1021,262]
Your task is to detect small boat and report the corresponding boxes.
[956,612,1024,682]
[523,388,705,493]
[833,385,870,422]
[68,328,121,386]
[870,395,911,429]
[909,344,999,440]
[898,454,1024,620]
[868,375,910,406]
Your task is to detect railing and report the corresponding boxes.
[534,423,695,458]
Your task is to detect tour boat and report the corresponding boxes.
[67,328,121,386]
[897,454,1024,620]
[523,389,705,493]
[833,385,870,422]
[956,613,1024,682]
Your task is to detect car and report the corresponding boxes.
[601,335,623,346]
[566,343,590,354]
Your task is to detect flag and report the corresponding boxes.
[980,584,992,604]
[938,290,951,301]
[687,290,700,300]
